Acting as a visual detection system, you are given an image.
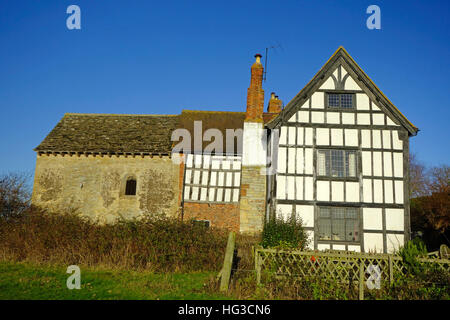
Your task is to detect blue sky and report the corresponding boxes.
[0,0,449,177]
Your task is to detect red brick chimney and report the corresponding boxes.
[245,54,264,122]
[267,92,283,113]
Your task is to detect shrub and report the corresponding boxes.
[398,238,428,275]
[0,207,231,273]
[261,216,310,250]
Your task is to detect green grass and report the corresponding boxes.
[0,261,229,300]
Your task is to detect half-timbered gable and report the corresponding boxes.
[266,47,418,253]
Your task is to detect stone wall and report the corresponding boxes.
[183,202,240,232]
[239,166,266,233]
[32,154,181,223]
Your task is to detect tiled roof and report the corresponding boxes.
[34,113,180,154]
[35,109,281,155]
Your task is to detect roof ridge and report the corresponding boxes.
[181,109,245,114]
[64,113,179,117]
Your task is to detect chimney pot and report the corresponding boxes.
[254,53,262,64]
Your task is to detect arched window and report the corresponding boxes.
[125,178,137,196]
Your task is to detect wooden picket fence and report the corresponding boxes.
[254,247,450,299]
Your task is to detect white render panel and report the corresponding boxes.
[201,171,209,185]
[331,181,344,202]
[345,182,360,202]
[372,130,381,148]
[288,127,296,144]
[287,176,295,200]
[216,188,223,201]
[319,77,334,90]
[386,234,404,254]
[382,130,391,149]
[356,93,370,110]
[288,148,296,173]
[234,172,240,187]
[316,128,330,145]
[332,244,346,250]
[372,113,385,125]
[384,180,394,203]
[331,128,344,146]
[342,113,355,125]
[222,160,231,170]
[295,205,314,227]
[373,179,383,203]
[300,99,309,109]
[393,153,404,178]
[386,208,404,231]
[193,170,200,184]
[210,172,217,186]
[298,111,309,123]
[363,208,383,230]
[184,186,190,200]
[361,130,371,148]
[344,129,358,146]
[344,76,361,90]
[348,245,361,252]
[392,131,403,150]
[208,188,215,201]
[394,181,404,204]
[318,243,331,251]
[277,204,293,221]
[372,103,381,111]
[296,149,304,174]
[383,152,393,177]
[185,170,192,184]
[311,92,324,108]
[357,113,370,125]
[278,147,286,173]
[364,233,384,253]
[276,175,286,200]
[317,181,330,201]
[363,179,373,203]
[297,127,304,146]
[295,177,304,200]
[362,151,372,176]
[200,188,207,201]
[304,177,314,200]
[326,112,340,124]
[373,152,382,176]
[288,112,297,122]
[311,111,325,123]
[279,126,287,145]
[304,148,313,174]
[305,128,313,145]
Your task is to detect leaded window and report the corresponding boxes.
[184,154,241,203]
[318,207,360,242]
[317,149,357,178]
[327,93,355,109]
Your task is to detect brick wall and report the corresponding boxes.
[183,202,240,232]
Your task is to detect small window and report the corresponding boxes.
[327,93,355,109]
[125,179,137,195]
[317,149,357,178]
[318,207,360,242]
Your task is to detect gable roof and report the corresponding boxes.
[266,47,419,136]
[34,113,180,155]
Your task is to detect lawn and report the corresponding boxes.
[0,261,229,300]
